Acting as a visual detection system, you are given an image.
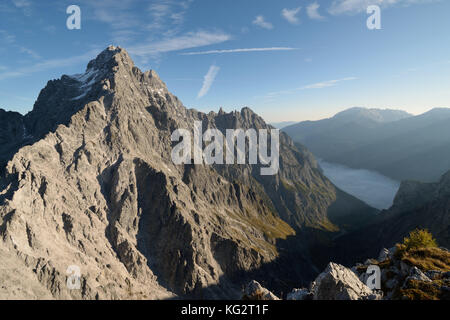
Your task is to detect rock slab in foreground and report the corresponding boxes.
[243,280,280,300]
[310,262,382,300]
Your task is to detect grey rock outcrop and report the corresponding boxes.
[425,270,443,280]
[286,288,312,300]
[283,262,382,301]
[349,246,450,300]
[310,263,381,300]
[406,267,432,283]
[242,280,279,300]
[266,244,449,301]
[378,248,390,262]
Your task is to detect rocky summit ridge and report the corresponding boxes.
[0,46,375,299]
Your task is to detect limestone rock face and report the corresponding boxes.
[406,267,432,283]
[286,288,312,300]
[310,263,381,300]
[242,280,279,300]
[284,262,382,300]
[0,46,374,299]
[377,248,390,262]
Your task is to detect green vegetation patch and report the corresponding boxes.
[400,247,450,272]
[395,229,449,272]
[399,279,450,300]
[402,229,438,251]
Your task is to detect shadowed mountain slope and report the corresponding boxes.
[327,170,450,266]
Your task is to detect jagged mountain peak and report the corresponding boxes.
[24,46,171,139]
[0,46,377,299]
[87,45,132,70]
[62,46,134,88]
[206,107,272,134]
[66,46,167,95]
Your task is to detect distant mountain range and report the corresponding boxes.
[270,121,297,129]
[283,107,450,182]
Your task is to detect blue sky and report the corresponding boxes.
[0,0,449,122]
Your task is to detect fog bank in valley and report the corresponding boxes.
[318,160,400,210]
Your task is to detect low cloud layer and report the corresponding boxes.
[319,159,400,209]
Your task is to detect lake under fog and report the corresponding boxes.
[318,160,401,210]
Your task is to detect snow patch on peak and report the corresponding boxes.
[69,67,99,86]
[68,67,101,101]
[71,91,89,101]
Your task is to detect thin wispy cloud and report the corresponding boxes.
[198,65,220,98]
[0,29,40,60]
[253,15,273,30]
[181,47,297,55]
[43,25,57,34]
[0,90,33,102]
[129,31,231,57]
[301,77,358,89]
[79,0,139,29]
[260,77,358,99]
[300,76,358,90]
[0,3,14,13]
[111,29,139,45]
[282,7,302,24]
[147,0,192,35]
[1,0,222,82]
[0,30,16,44]
[78,0,194,45]
[77,0,147,46]
[19,47,40,60]
[12,0,32,16]
[12,0,31,8]
[307,3,325,20]
[328,0,438,15]
[0,49,100,81]
[261,89,297,100]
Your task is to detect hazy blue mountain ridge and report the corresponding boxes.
[283,107,450,182]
